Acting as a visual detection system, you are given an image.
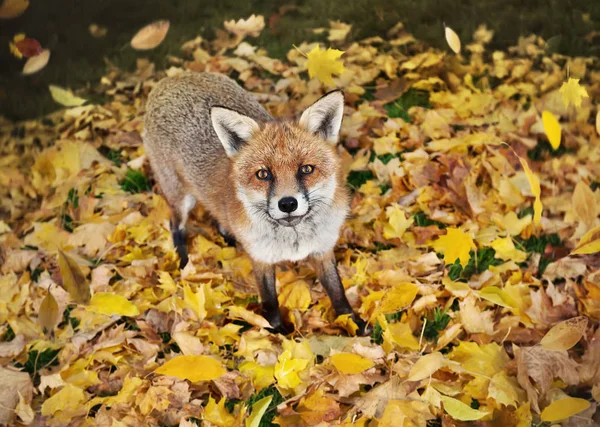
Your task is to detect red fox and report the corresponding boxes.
[143,72,367,335]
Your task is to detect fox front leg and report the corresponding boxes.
[252,261,291,334]
[312,252,371,336]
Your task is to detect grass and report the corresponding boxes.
[1,0,599,120]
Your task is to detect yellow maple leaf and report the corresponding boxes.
[518,156,543,226]
[274,349,310,391]
[204,396,241,427]
[430,227,475,267]
[306,45,345,85]
[330,353,375,374]
[383,204,414,240]
[559,78,589,108]
[183,283,207,321]
[154,355,226,382]
[239,361,275,391]
[41,384,85,417]
[87,292,140,317]
[448,341,509,377]
[490,236,528,262]
[278,280,312,311]
[441,396,489,421]
[383,321,420,352]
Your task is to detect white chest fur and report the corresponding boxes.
[239,203,348,264]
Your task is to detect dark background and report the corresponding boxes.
[1,0,598,121]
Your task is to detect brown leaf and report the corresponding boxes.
[351,376,408,418]
[38,291,59,334]
[0,334,25,358]
[579,327,600,386]
[515,345,579,413]
[57,249,91,304]
[572,181,598,231]
[0,367,32,425]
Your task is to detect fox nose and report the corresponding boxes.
[278,197,298,213]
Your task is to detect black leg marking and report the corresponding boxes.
[313,252,371,336]
[171,219,189,269]
[217,223,237,246]
[253,262,291,335]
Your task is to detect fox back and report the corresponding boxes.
[143,71,349,265]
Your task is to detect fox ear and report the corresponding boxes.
[299,90,344,144]
[211,107,260,157]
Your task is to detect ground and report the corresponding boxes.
[1,3,600,427]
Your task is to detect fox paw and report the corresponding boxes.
[353,315,372,337]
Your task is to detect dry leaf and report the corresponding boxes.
[571,225,600,255]
[330,353,375,374]
[0,0,29,19]
[542,110,561,150]
[49,85,87,107]
[224,14,265,38]
[444,26,461,54]
[87,292,140,317]
[430,227,475,267]
[22,48,50,75]
[572,181,598,231]
[0,368,32,425]
[540,316,588,351]
[131,20,170,50]
[559,78,589,108]
[441,395,489,421]
[155,355,226,382]
[57,249,91,304]
[540,397,590,422]
[408,352,447,381]
[518,155,543,226]
[39,291,59,333]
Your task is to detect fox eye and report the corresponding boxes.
[300,165,314,175]
[256,169,271,180]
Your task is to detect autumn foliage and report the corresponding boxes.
[0,12,600,427]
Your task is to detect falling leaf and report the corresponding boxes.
[131,20,170,50]
[155,355,226,382]
[441,396,488,421]
[518,156,543,226]
[39,291,59,333]
[87,292,140,317]
[444,25,461,54]
[14,37,42,57]
[540,397,590,422]
[0,0,29,19]
[57,249,91,304]
[88,24,107,38]
[430,227,476,267]
[306,45,345,85]
[542,111,561,150]
[596,110,600,136]
[330,353,375,374]
[571,225,600,255]
[408,352,447,381]
[49,85,87,107]
[224,14,265,38]
[246,395,273,427]
[23,49,50,74]
[540,316,588,351]
[559,78,589,108]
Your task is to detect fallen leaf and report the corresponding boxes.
[0,368,32,425]
[430,227,475,267]
[57,249,91,304]
[540,316,588,351]
[572,181,598,231]
[306,45,345,85]
[131,20,170,50]
[22,48,50,74]
[330,353,375,374]
[49,85,87,107]
[155,355,226,382]
[444,26,461,54]
[246,395,273,427]
[540,397,590,422]
[542,111,561,150]
[87,292,140,317]
[379,399,434,427]
[559,78,589,108]
[571,225,600,255]
[518,156,543,226]
[0,334,25,358]
[229,305,271,329]
[39,291,59,333]
[224,14,265,38]
[408,352,447,381]
[203,396,240,426]
[383,204,414,240]
[441,395,488,421]
[596,110,600,136]
[0,0,29,19]
[40,383,84,417]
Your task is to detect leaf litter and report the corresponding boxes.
[0,14,599,427]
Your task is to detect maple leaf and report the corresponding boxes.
[559,78,589,108]
[430,227,476,267]
[306,45,345,85]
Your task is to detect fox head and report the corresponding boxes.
[210,91,347,230]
